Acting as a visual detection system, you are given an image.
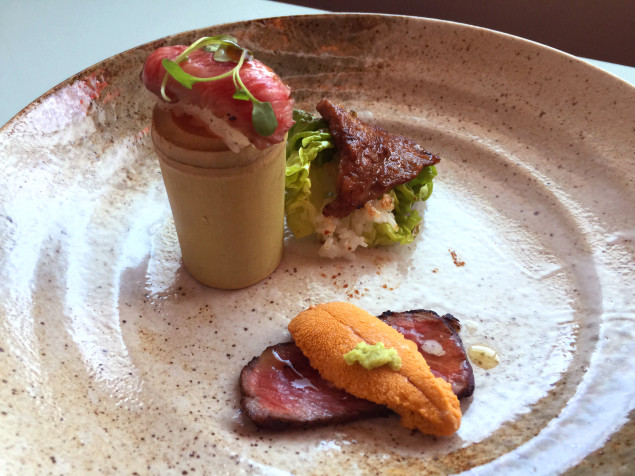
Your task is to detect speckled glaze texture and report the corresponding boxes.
[1,14,634,475]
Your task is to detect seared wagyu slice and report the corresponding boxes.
[240,342,387,429]
[379,310,475,399]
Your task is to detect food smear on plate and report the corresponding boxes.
[141,36,294,289]
[241,305,471,435]
[468,344,501,370]
[285,100,440,258]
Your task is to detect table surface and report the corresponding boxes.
[1,0,633,128]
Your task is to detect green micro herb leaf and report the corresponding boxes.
[232,89,250,101]
[159,35,276,137]
[252,101,277,137]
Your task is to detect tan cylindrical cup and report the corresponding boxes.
[151,105,285,289]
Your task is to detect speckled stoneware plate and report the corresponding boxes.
[1,14,634,475]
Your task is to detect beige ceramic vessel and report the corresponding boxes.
[151,106,285,289]
[0,14,633,476]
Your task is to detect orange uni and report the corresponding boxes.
[288,302,462,436]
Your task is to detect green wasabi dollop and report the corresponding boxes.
[343,342,402,371]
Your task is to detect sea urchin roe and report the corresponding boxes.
[289,302,462,436]
[467,344,500,369]
[343,342,402,370]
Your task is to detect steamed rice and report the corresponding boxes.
[314,194,398,258]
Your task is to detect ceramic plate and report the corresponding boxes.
[1,14,633,475]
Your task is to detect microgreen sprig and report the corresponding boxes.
[159,35,278,137]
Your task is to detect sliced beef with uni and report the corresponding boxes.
[240,308,473,430]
